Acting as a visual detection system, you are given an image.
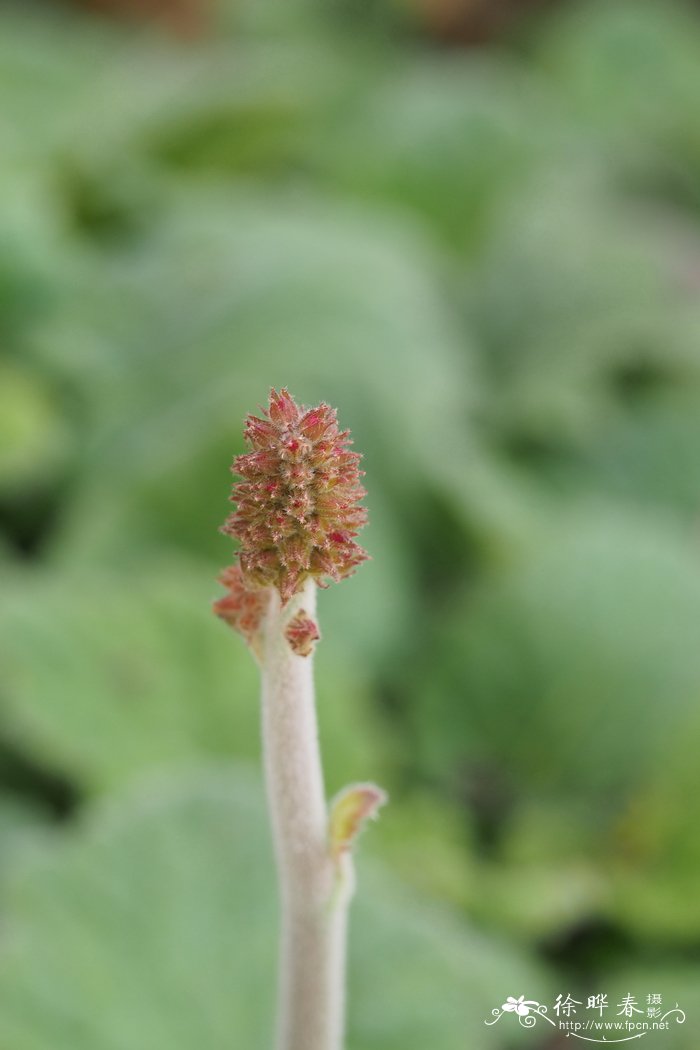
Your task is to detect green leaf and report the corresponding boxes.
[0,767,548,1050]
[471,171,685,408]
[578,392,700,519]
[319,56,558,252]
[537,0,700,144]
[59,190,473,470]
[0,363,73,496]
[0,9,118,163]
[604,748,700,942]
[0,796,50,894]
[468,800,609,939]
[370,791,475,911]
[408,507,700,802]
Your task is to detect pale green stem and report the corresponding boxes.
[261,580,349,1050]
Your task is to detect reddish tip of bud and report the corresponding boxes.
[268,388,301,426]
[284,609,321,657]
[222,388,369,603]
[213,562,269,653]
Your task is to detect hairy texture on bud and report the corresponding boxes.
[222,388,369,603]
[285,610,321,657]
[213,563,269,653]
[329,783,387,864]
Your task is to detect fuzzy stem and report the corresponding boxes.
[261,580,348,1050]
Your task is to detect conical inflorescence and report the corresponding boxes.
[221,388,368,604]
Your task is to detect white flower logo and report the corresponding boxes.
[485,995,546,1029]
[502,995,532,1016]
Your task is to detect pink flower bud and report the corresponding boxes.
[285,610,321,657]
[213,563,269,653]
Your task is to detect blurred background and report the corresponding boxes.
[1,0,700,1046]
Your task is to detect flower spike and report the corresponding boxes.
[214,389,383,1050]
[222,388,369,603]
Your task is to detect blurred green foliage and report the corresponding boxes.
[2,0,700,1046]
[0,768,548,1050]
